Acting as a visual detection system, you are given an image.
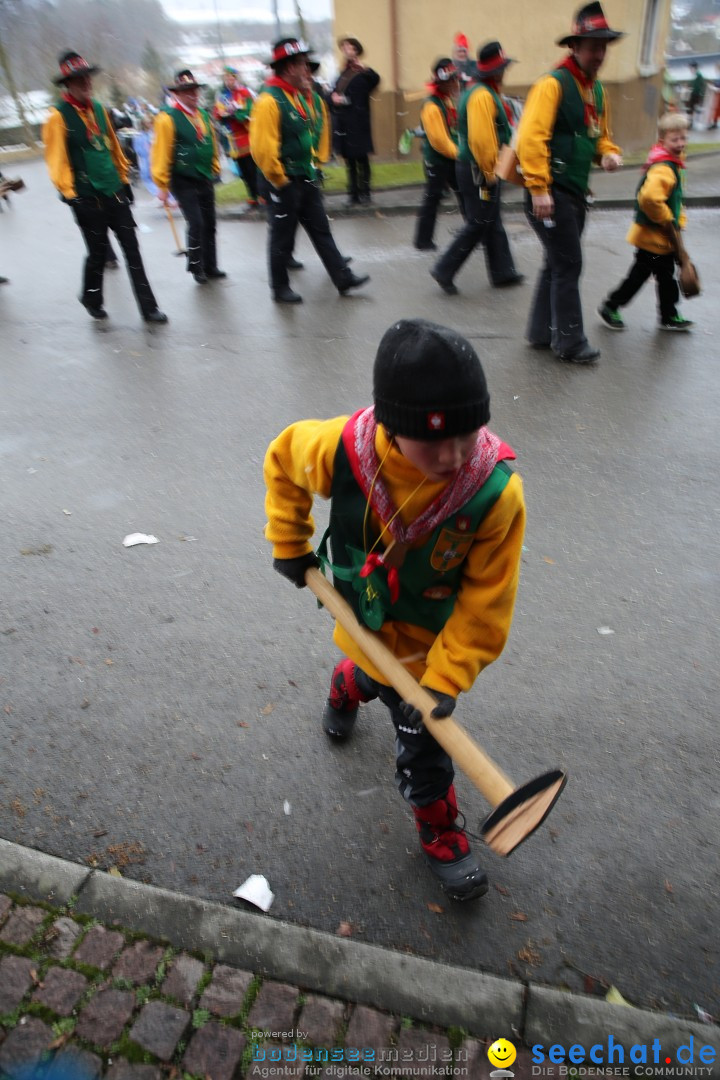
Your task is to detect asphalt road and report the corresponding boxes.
[2,159,718,1017]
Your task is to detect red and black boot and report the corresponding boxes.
[413,785,489,901]
[321,659,371,740]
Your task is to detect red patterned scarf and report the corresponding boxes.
[350,406,504,544]
[557,55,598,131]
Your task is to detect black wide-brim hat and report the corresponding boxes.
[557,2,624,46]
[168,69,206,91]
[53,51,101,85]
[269,38,311,68]
[476,41,515,79]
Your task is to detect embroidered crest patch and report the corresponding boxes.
[430,529,474,572]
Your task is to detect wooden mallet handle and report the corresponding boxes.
[305,567,566,855]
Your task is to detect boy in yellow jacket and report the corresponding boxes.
[264,319,525,901]
[599,112,693,332]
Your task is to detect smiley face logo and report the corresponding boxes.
[488,1038,517,1069]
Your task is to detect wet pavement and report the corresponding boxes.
[1,158,719,1019]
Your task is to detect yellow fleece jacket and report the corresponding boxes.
[516,74,620,196]
[466,85,502,183]
[151,110,220,193]
[249,91,294,188]
[420,98,458,161]
[626,162,687,255]
[43,104,128,200]
[263,417,526,697]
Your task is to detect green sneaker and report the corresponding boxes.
[660,315,693,332]
[598,303,625,330]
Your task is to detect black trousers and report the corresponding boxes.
[71,194,158,316]
[414,158,463,248]
[234,153,259,202]
[607,249,679,323]
[170,174,218,275]
[264,175,352,294]
[433,162,517,286]
[345,154,371,203]
[525,186,588,357]
[354,669,454,807]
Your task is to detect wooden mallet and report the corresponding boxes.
[305,567,566,856]
[164,204,187,256]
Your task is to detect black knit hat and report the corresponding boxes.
[373,319,490,440]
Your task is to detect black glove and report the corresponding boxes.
[273,552,320,589]
[123,183,134,204]
[397,691,456,731]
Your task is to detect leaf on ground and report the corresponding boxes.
[93,829,108,838]
[105,841,146,867]
[494,884,510,896]
[49,1033,71,1050]
[336,921,354,937]
[605,985,632,1007]
[664,879,673,893]
[236,720,249,728]
[426,902,444,914]
[543,556,556,565]
[510,911,528,921]
[10,798,26,818]
[104,658,113,665]
[517,942,542,966]
[261,703,274,715]
[107,866,122,878]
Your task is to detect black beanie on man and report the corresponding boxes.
[373,319,490,440]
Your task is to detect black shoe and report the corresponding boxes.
[495,272,525,287]
[321,700,358,740]
[205,269,227,279]
[344,198,360,209]
[430,268,458,295]
[659,315,693,332]
[528,340,551,350]
[274,286,303,304]
[598,302,625,330]
[287,257,304,270]
[338,273,370,295]
[81,299,108,320]
[558,344,600,364]
[341,256,352,266]
[421,850,489,901]
[144,309,169,324]
[193,271,208,284]
[415,242,438,251]
[105,259,120,270]
[0,276,9,285]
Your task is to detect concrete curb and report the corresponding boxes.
[2,837,719,1055]
[217,194,720,221]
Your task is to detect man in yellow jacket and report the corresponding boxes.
[414,58,463,252]
[516,2,623,363]
[43,50,167,323]
[431,42,523,294]
[264,318,525,901]
[152,70,224,285]
[250,38,369,304]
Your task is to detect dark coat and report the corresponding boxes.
[331,65,380,158]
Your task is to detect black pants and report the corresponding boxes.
[345,155,371,203]
[234,154,259,202]
[71,194,159,316]
[264,175,352,294]
[525,185,588,358]
[433,162,517,286]
[414,158,463,248]
[170,174,218,275]
[607,249,679,323]
[354,669,454,807]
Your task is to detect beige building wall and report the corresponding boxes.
[332,0,672,157]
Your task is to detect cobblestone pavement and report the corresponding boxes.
[0,892,501,1079]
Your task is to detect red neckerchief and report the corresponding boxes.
[62,91,101,140]
[428,87,457,129]
[557,55,598,131]
[266,74,307,119]
[485,78,515,125]
[643,143,685,172]
[171,95,206,141]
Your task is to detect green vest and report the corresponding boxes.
[265,86,315,179]
[306,89,325,156]
[164,106,215,180]
[457,83,511,166]
[57,100,123,198]
[548,67,605,198]
[421,94,458,167]
[319,428,513,632]
[634,160,684,228]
